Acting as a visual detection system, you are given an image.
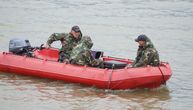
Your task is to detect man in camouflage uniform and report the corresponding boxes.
[132,34,160,67]
[45,26,82,62]
[69,36,104,68]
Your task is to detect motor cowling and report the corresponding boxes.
[9,38,31,55]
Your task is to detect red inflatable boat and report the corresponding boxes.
[0,47,172,90]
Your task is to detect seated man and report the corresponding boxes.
[69,36,104,68]
[132,34,160,67]
[45,26,82,62]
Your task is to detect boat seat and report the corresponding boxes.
[91,51,103,59]
[104,60,127,69]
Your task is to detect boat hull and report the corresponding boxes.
[0,50,172,90]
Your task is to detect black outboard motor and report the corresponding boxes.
[9,38,33,56]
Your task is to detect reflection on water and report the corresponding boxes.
[0,72,171,110]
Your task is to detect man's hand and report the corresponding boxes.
[44,43,51,48]
[126,64,133,68]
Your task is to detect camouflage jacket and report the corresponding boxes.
[69,36,95,66]
[133,41,160,67]
[47,33,82,59]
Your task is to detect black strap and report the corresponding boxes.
[158,66,166,85]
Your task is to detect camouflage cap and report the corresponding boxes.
[135,34,148,42]
[71,26,81,32]
[81,36,93,49]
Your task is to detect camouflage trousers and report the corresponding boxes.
[58,51,70,62]
[70,50,104,68]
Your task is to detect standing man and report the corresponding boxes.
[132,34,160,67]
[45,26,82,62]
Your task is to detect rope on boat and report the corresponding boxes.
[108,64,115,89]
[158,65,166,85]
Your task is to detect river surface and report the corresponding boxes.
[0,0,193,110]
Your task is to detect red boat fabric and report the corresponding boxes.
[0,48,172,90]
